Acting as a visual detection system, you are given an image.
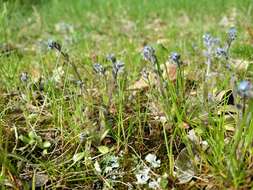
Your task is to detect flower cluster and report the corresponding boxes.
[227,27,237,44]
[145,153,161,168]
[170,52,182,66]
[106,53,125,80]
[112,60,125,78]
[136,167,150,184]
[106,53,117,63]
[142,45,158,65]
[104,155,120,173]
[47,39,62,52]
[216,47,227,59]
[216,27,237,60]
[135,153,161,189]
[93,63,105,76]
[203,33,220,58]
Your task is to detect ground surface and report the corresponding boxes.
[0,0,253,189]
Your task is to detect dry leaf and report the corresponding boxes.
[161,61,177,81]
[231,58,251,71]
[215,89,234,105]
[128,69,156,91]
[32,173,49,187]
[128,78,149,90]
[174,148,196,184]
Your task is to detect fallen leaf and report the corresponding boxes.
[215,89,234,105]
[97,145,110,154]
[128,78,149,91]
[32,173,48,188]
[161,61,177,81]
[231,58,251,71]
[73,152,85,163]
[174,148,196,184]
[42,141,51,148]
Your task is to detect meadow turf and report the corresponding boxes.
[0,0,253,189]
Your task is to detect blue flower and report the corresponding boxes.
[47,39,61,51]
[203,33,213,47]
[142,45,157,64]
[93,63,105,75]
[203,33,220,49]
[237,80,252,98]
[135,167,150,184]
[106,53,116,63]
[170,52,181,64]
[228,27,237,42]
[20,72,28,82]
[112,60,125,78]
[216,47,227,58]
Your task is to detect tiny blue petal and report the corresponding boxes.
[238,80,251,92]
[228,27,237,41]
[237,80,252,98]
[142,45,156,63]
[106,53,116,63]
[170,52,180,63]
[93,63,105,75]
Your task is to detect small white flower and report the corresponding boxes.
[20,72,28,82]
[119,150,125,157]
[104,156,119,174]
[148,177,161,189]
[201,140,209,151]
[136,167,150,184]
[79,132,88,143]
[126,182,133,190]
[94,160,102,173]
[47,39,54,50]
[111,175,117,180]
[187,129,198,143]
[109,156,119,168]
[104,166,113,173]
[145,153,161,168]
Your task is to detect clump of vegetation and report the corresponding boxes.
[0,0,253,189]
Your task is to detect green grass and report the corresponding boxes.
[1,0,253,189]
